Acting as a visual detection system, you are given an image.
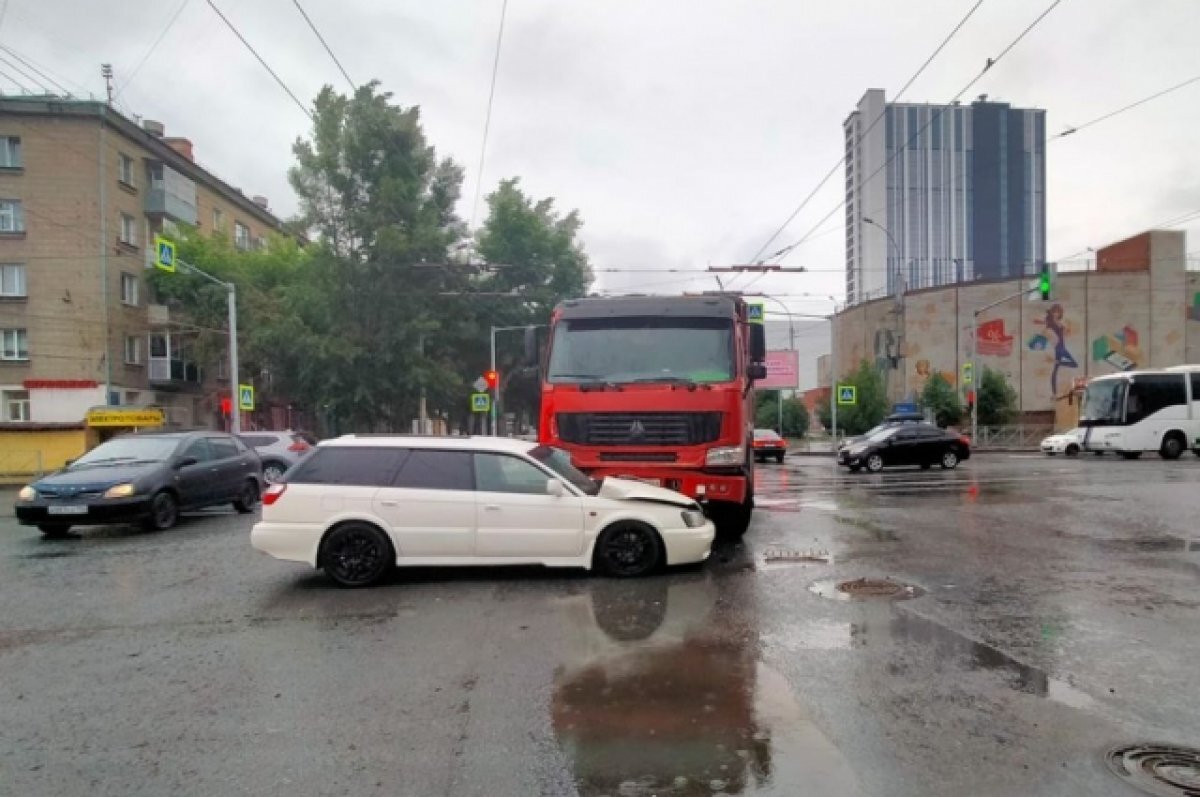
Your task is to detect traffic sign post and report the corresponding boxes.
[471,393,491,413]
[238,384,255,412]
[961,362,974,385]
[836,385,857,405]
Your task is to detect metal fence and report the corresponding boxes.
[972,425,1053,449]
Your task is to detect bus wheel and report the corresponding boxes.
[1159,433,1185,460]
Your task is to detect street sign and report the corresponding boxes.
[836,385,857,405]
[153,236,176,273]
[471,393,491,413]
[238,384,255,411]
[961,362,974,385]
[747,302,765,325]
[472,376,488,393]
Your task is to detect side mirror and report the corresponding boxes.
[546,479,565,497]
[175,456,198,469]
[749,324,767,362]
[524,326,539,367]
[747,363,768,381]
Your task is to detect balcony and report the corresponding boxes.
[143,163,198,225]
[148,357,201,390]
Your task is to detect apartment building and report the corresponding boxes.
[0,97,283,428]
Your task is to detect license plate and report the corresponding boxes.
[621,476,662,487]
[48,505,88,515]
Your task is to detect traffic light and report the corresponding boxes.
[1037,262,1056,301]
[484,370,499,389]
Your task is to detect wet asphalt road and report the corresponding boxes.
[2,453,1199,796]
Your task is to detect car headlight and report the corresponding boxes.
[705,445,745,466]
[681,508,707,528]
[17,485,36,501]
[103,483,136,499]
[849,446,868,456]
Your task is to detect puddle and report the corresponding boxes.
[798,499,838,512]
[553,577,866,795]
[886,610,1097,710]
[832,515,897,542]
[763,620,859,651]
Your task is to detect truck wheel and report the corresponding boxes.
[711,485,754,540]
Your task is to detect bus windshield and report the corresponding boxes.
[1080,379,1126,425]
[546,316,735,384]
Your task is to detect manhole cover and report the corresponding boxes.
[1105,744,1200,797]
[809,578,924,601]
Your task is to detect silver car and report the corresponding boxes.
[237,431,313,483]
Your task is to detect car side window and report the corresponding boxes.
[288,447,407,486]
[180,438,212,463]
[474,453,551,495]
[239,435,274,448]
[209,438,239,460]
[393,450,473,491]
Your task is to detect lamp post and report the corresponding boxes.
[863,216,908,399]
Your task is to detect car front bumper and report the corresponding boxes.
[663,523,715,566]
[15,496,154,527]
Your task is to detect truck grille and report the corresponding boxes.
[556,412,722,446]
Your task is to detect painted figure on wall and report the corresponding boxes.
[1029,304,1077,394]
[1091,325,1140,372]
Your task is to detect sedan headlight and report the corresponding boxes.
[849,445,868,456]
[681,508,708,528]
[17,485,36,501]
[705,445,745,466]
[103,483,136,499]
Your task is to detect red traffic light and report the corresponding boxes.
[484,370,499,389]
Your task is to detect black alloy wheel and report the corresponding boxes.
[321,523,393,588]
[596,523,662,578]
[144,491,179,531]
[233,480,259,514]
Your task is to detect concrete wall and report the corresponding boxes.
[831,231,1196,413]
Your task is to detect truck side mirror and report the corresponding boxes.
[747,363,768,381]
[750,324,767,363]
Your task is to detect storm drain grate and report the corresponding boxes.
[763,549,830,565]
[836,578,918,600]
[1105,744,1200,797]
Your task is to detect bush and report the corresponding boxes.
[920,373,962,428]
[755,392,811,438]
[978,367,1019,426]
[832,360,889,436]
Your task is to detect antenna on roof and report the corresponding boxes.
[100,64,114,104]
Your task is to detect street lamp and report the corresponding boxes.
[862,216,902,294]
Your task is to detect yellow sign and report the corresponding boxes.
[238,384,255,411]
[153,236,177,273]
[85,407,165,428]
[747,301,765,325]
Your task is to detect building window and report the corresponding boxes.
[0,263,24,297]
[0,199,24,233]
[1,328,29,360]
[119,213,138,247]
[118,153,135,186]
[120,273,139,306]
[234,221,250,250]
[2,389,29,421]
[212,207,225,232]
[124,336,142,365]
[0,137,20,168]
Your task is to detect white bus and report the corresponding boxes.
[1079,365,1200,459]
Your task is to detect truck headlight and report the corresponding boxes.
[18,485,36,501]
[705,445,745,466]
[681,509,707,528]
[103,483,136,499]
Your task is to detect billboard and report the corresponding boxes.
[758,350,799,389]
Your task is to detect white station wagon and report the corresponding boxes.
[251,436,716,587]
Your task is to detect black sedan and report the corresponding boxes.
[838,425,970,473]
[15,431,262,537]
[836,412,928,453]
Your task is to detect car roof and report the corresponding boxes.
[320,435,536,454]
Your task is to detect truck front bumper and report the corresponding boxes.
[588,466,750,504]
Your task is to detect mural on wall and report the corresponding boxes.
[1028,304,1078,394]
[873,327,901,395]
[1091,325,1140,372]
[975,319,1015,357]
[911,358,957,394]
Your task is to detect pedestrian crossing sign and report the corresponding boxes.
[154,236,176,273]
[471,393,491,413]
[837,385,857,405]
[747,302,765,324]
[238,384,255,411]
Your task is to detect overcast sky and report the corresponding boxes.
[3,0,1199,328]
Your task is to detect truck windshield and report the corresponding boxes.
[546,317,735,384]
[1080,379,1126,425]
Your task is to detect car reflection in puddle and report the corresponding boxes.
[552,575,864,796]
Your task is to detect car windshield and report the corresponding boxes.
[1080,380,1126,424]
[754,429,781,440]
[71,436,179,467]
[867,427,899,443]
[546,317,735,384]
[528,445,598,496]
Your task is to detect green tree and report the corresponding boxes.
[816,395,833,431]
[920,373,963,428]
[978,367,1019,426]
[835,360,889,435]
[754,392,810,438]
